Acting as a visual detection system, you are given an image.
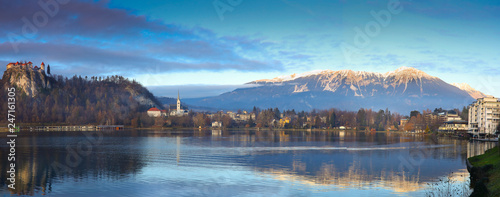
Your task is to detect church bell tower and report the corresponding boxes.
[177,90,181,113]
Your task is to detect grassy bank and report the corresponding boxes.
[468,146,500,196]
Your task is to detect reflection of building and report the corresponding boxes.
[170,91,188,116]
[468,97,500,135]
[176,136,181,163]
[467,141,497,158]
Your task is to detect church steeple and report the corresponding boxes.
[176,90,181,113]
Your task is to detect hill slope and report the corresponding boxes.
[0,66,162,125]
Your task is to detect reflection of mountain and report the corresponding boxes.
[0,131,147,196]
[184,131,473,193]
[256,162,423,193]
[0,130,490,196]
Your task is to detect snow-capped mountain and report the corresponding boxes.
[451,83,487,99]
[249,66,441,98]
[184,67,478,113]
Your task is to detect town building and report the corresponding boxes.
[169,91,188,116]
[438,120,468,133]
[147,107,162,117]
[238,113,256,121]
[400,118,408,127]
[6,61,46,73]
[468,96,500,135]
[212,121,222,128]
[437,111,461,122]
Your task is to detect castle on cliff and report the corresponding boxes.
[6,61,47,73]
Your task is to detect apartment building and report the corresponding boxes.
[468,97,500,135]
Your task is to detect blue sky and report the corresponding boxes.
[1,0,499,98]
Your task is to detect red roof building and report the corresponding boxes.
[148,107,160,111]
[147,107,163,117]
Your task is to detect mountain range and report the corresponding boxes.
[183,67,482,113]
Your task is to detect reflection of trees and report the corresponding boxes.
[0,132,146,196]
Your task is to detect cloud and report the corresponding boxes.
[0,0,284,76]
[0,0,175,39]
[0,41,283,77]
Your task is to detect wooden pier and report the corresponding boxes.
[18,125,124,131]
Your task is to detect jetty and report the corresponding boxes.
[472,138,499,142]
[18,125,124,131]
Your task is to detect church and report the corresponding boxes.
[169,91,188,116]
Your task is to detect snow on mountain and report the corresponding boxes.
[253,70,330,83]
[451,83,487,99]
[185,66,476,113]
[252,66,435,85]
[249,66,441,96]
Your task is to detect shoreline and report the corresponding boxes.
[468,145,500,196]
[0,125,467,137]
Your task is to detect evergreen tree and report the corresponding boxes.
[357,109,366,127]
[461,106,469,121]
[329,111,336,127]
[47,64,51,75]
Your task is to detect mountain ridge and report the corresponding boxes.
[184,67,479,113]
[451,83,487,99]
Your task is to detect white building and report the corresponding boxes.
[439,120,468,133]
[468,96,500,135]
[212,121,222,128]
[147,107,162,117]
[170,90,188,116]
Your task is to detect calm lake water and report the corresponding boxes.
[0,130,497,197]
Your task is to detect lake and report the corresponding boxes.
[0,130,497,196]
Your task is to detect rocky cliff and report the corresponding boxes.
[0,65,163,124]
[1,67,52,97]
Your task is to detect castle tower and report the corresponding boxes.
[177,90,181,113]
[6,63,14,69]
[40,62,45,70]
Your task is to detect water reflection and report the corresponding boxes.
[0,130,496,196]
[467,140,497,158]
[0,131,147,196]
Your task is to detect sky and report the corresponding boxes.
[1,0,499,98]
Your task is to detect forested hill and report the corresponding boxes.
[0,67,162,125]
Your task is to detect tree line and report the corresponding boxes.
[0,74,161,126]
[0,72,472,131]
